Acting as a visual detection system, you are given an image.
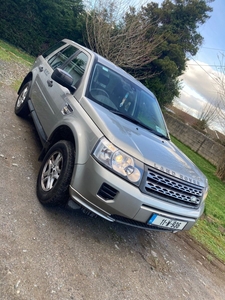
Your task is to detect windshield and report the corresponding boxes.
[87,63,169,139]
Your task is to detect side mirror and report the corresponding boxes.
[51,68,76,94]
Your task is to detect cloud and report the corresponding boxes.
[175,60,224,112]
[174,59,225,131]
[175,89,205,118]
[180,60,218,102]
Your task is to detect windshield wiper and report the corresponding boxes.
[148,127,169,139]
[110,110,142,125]
[110,110,169,139]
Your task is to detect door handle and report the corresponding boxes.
[47,80,53,87]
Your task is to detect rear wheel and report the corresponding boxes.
[37,140,75,206]
[15,81,31,117]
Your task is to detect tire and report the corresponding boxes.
[15,81,31,117]
[37,140,75,206]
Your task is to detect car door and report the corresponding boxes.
[30,44,81,138]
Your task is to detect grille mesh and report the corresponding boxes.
[143,167,203,207]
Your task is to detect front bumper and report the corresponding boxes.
[69,156,204,231]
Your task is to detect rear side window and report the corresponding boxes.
[47,45,79,70]
[42,41,66,58]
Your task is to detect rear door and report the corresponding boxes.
[30,44,80,138]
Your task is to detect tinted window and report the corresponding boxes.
[88,63,168,138]
[136,91,167,137]
[63,52,88,87]
[42,41,66,58]
[48,45,79,70]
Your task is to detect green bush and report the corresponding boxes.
[0,0,85,56]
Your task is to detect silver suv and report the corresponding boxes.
[15,39,208,232]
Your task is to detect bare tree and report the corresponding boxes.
[212,53,225,180]
[214,54,225,130]
[85,0,166,80]
[195,101,218,131]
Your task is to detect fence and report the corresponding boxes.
[164,113,225,167]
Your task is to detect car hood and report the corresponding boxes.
[82,99,207,187]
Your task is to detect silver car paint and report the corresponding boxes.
[80,98,206,186]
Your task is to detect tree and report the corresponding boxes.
[85,0,214,106]
[0,0,85,55]
[213,54,225,130]
[85,0,166,80]
[194,101,218,131]
[143,0,214,106]
[213,53,225,180]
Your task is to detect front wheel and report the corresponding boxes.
[15,81,31,117]
[37,140,75,206]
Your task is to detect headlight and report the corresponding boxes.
[93,137,144,186]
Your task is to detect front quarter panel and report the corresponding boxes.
[49,96,103,165]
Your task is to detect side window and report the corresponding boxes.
[63,52,88,87]
[42,41,66,58]
[48,45,79,70]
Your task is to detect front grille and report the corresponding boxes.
[97,183,118,201]
[142,167,203,208]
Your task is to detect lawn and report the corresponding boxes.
[0,39,34,65]
[171,136,225,263]
[0,40,34,91]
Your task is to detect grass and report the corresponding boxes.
[0,40,34,91]
[12,79,24,93]
[171,136,225,263]
[0,40,34,65]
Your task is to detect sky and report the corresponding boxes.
[153,0,225,132]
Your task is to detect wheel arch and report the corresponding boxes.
[39,125,76,161]
[18,73,33,95]
[38,106,102,164]
[49,125,75,146]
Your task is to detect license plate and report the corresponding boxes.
[148,214,187,230]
